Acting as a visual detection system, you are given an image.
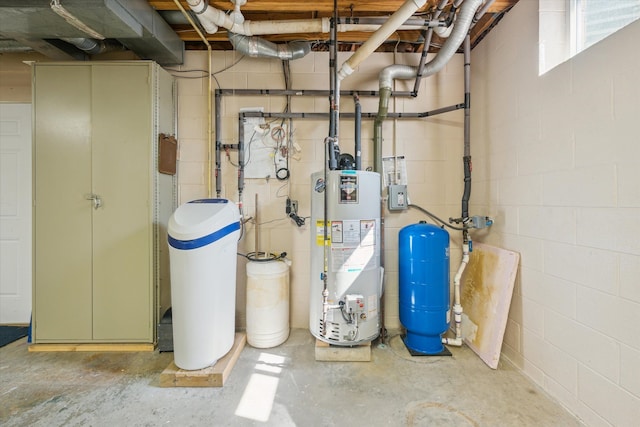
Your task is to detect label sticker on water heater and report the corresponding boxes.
[331,221,343,243]
[315,220,331,246]
[368,294,378,318]
[339,175,358,203]
[341,220,360,244]
[360,220,376,246]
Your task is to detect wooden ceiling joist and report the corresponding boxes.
[148,0,520,52]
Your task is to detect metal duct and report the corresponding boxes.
[0,39,32,52]
[228,33,311,60]
[0,0,184,65]
[62,38,125,55]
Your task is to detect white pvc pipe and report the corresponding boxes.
[186,0,220,34]
[244,19,329,36]
[337,0,427,80]
[442,241,470,347]
[186,2,429,38]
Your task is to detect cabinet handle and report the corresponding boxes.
[85,194,102,210]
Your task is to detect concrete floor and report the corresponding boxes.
[1,329,582,426]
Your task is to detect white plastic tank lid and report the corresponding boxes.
[168,198,240,244]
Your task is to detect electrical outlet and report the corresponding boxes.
[286,198,298,215]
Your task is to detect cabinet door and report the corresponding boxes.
[91,65,153,341]
[33,65,93,341]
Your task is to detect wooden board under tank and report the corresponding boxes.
[460,243,520,369]
[160,332,246,387]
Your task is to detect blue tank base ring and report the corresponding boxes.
[403,332,450,356]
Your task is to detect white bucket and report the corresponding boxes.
[246,260,290,348]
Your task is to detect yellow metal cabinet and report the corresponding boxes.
[32,62,175,343]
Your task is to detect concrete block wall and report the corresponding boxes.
[174,50,465,331]
[0,49,463,333]
[470,1,640,425]
[2,6,636,423]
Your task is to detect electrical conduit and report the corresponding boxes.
[412,0,449,95]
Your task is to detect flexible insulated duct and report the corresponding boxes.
[420,0,483,78]
[228,32,311,60]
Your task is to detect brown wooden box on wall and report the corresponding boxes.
[159,133,177,175]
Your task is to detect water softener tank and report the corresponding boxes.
[399,222,450,354]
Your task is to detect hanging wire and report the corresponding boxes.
[226,130,256,167]
[408,203,467,231]
[238,251,288,262]
[165,55,246,88]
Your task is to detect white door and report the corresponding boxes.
[0,103,32,324]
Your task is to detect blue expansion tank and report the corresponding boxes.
[399,222,450,354]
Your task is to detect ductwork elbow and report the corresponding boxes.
[422,0,483,78]
[379,64,417,90]
[229,33,311,60]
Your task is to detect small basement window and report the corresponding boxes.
[539,0,640,75]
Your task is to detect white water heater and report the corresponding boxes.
[309,170,382,345]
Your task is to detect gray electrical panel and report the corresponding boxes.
[388,184,408,211]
